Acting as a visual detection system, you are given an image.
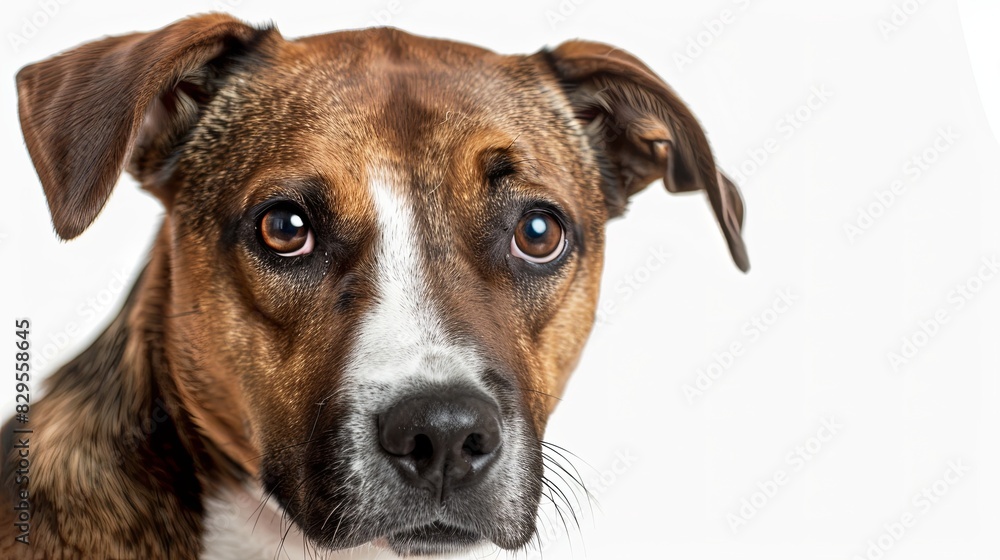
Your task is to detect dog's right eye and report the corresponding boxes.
[257,204,314,257]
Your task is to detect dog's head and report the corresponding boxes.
[17,14,747,555]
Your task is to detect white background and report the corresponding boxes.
[2,1,999,559]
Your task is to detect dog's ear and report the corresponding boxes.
[16,14,275,240]
[540,40,749,272]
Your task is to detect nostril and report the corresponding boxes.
[411,433,434,463]
[462,432,497,457]
[462,433,484,456]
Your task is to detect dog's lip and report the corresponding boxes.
[385,521,482,554]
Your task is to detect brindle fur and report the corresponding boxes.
[1,14,746,559]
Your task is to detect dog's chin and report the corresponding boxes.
[382,522,483,556]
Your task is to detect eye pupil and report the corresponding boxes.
[268,212,303,240]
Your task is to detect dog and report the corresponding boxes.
[1,13,748,560]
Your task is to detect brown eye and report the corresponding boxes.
[258,204,314,256]
[510,211,565,264]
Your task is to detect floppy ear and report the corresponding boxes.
[16,13,274,240]
[541,40,749,272]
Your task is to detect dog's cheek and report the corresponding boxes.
[163,225,311,475]
[534,245,605,423]
[162,298,262,473]
[170,208,362,483]
[231,287,360,489]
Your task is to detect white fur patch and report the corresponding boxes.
[347,173,485,393]
[200,484,383,560]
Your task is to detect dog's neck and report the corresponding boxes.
[2,225,244,558]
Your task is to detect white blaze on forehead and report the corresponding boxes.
[348,173,483,390]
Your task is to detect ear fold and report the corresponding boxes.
[541,40,749,272]
[16,14,274,240]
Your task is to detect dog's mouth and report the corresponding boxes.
[383,521,482,556]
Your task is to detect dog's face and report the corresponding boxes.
[17,15,747,556]
[176,28,609,553]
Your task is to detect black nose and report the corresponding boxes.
[378,392,502,496]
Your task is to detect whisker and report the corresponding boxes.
[250,484,280,534]
[320,501,344,531]
[522,388,562,403]
[307,401,327,440]
[542,476,580,536]
[542,454,588,518]
[543,451,596,511]
[163,308,201,319]
[540,480,572,556]
[540,441,599,510]
[541,441,598,475]
[274,508,301,560]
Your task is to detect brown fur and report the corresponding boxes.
[2,14,747,559]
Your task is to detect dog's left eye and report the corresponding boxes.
[257,204,314,257]
[510,211,565,264]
